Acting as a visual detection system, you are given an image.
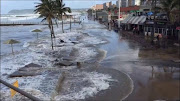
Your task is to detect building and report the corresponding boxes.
[122,0,128,7]
[92,4,104,10]
[116,0,140,8]
[103,1,112,10]
[116,0,127,7]
[128,0,132,6]
[96,4,104,10]
[103,3,107,10]
[135,0,140,6]
[131,0,135,6]
[129,0,139,6]
[106,1,112,8]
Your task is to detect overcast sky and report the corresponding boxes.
[1,0,116,14]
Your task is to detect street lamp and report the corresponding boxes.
[95,0,96,20]
[118,0,121,28]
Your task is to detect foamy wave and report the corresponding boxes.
[55,72,115,100]
[82,36,107,45]
[75,47,97,62]
[23,42,30,47]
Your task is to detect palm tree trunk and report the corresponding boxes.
[51,24,55,38]
[50,20,55,38]
[167,12,171,22]
[70,17,71,31]
[61,15,64,33]
[50,32,54,50]
[48,23,54,50]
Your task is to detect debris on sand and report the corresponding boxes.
[9,63,42,77]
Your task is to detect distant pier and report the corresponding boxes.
[0,21,81,26]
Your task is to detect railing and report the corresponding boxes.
[0,21,81,26]
[0,79,41,101]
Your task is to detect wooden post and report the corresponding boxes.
[144,26,146,36]
[11,44,14,55]
[70,17,71,31]
[37,33,38,39]
[77,62,81,68]
[74,16,75,25]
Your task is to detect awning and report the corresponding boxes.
[134,16,143,24]
[131,16,139,24]
[138,16,147,25]
[127,16,136,24]
[121,15,132,24]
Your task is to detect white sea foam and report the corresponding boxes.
[55,72,115,101]
[75,47,97,62]
[1,15,115,101]
[82,36,107,45]
[23,42,30,47]
[1,48,54,77]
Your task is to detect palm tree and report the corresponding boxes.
[35,0,56,50]
[153,0,178,21]
[54,0,71,33]
[174,0,180,9]
[107,8,112,14]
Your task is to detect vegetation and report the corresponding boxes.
[35,0,56,50]
[153,0,180,23]
[35,0,71,50]
[55,0,71,33]
[54,0,71,33]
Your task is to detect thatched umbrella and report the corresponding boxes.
[4,39,20,54]
[32,29,42,39]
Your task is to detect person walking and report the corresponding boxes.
[133,27,135,35]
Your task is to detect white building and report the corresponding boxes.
[130,0,140,6]
[116,0,140,7]
[135,0,140,6]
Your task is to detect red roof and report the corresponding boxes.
[120,6,140,12]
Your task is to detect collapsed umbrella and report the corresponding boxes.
[32,29,42,39]
[4,39,20,54]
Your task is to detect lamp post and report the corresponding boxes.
[70,15,71,31]
[118,0,121,28]
[152,0,157,43]
[95,0,96,20]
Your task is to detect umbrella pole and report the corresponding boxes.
[11,44,14,55]
[37,33,38,39]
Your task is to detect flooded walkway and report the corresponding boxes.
[82,19,180,100]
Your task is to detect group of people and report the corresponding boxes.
[132,26,140,35]
[107,20,119,30]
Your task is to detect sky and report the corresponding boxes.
[1,0,116,14]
